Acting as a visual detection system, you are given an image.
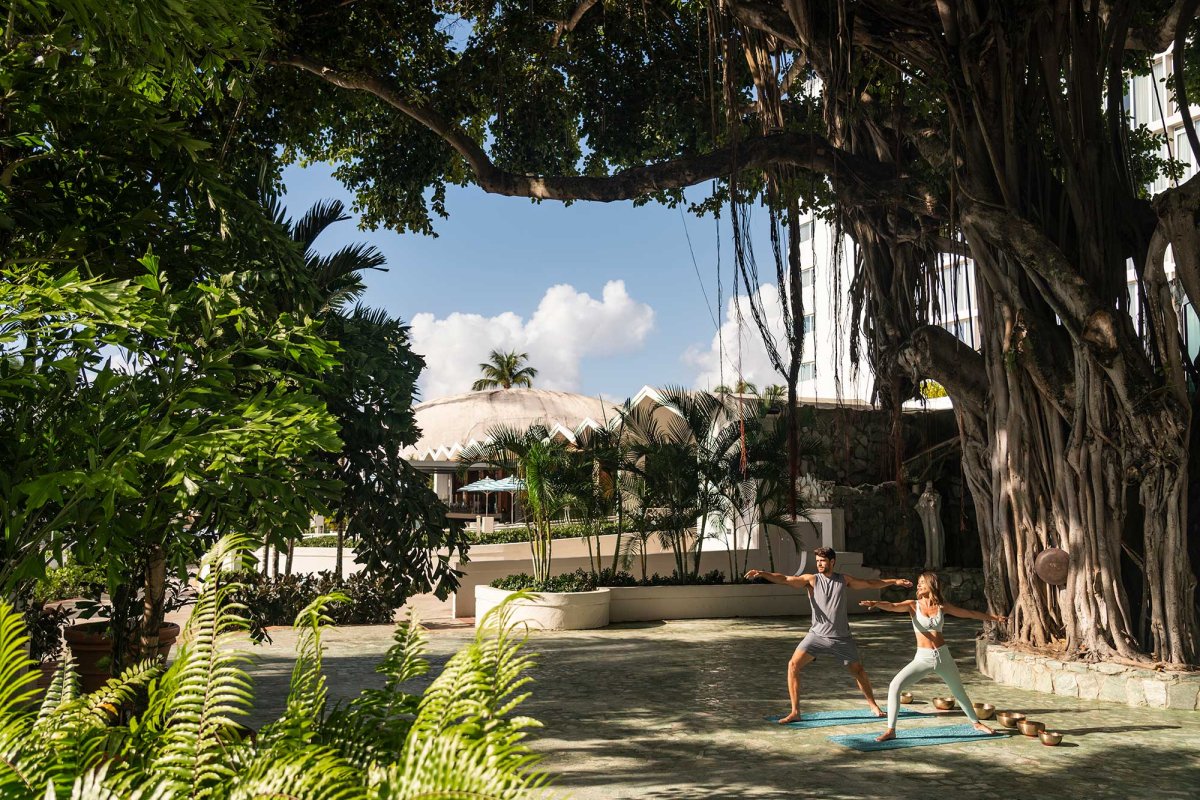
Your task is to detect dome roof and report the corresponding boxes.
[403,388,620,463]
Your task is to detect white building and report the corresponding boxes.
[792,47,1196,405]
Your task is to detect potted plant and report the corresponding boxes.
[65,576,194,692]
[23,605,73,689]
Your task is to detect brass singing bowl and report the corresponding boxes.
[972,702,996,720]
[1039,730,1063,746]
[1018,719,1046,737]
[931,697,957,711]
[899,692,915,704]
[996,711,1025,728]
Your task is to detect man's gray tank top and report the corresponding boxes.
[809,572,852,639]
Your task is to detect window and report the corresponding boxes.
[802,314,815,335]
[1151,59,1166,123]
[799,220,815,242]
[801,266,815,288]
[799,362,816,382]
[1177,129,1194,178]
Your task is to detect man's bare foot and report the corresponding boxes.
[868,705,886,718]
[875,728,896,742]
[777,711,802,724]
[972,721,995,735]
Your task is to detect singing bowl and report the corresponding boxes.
[899,692,915,704]
[1018,719,1046,737]
[972,702,996,720]
[1039,730,1063,746]
[931,697,957,710]
[997,711,1026,728]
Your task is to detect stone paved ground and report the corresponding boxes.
[240,613,1200,799]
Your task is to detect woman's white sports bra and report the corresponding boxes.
[912,602,945,635]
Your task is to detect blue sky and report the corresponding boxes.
[280,162,762,402]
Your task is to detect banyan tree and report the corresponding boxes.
[261,1,1200,666]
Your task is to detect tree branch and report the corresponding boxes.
[896,324,988,418]
[1104,0,1198,51]
[279,53,932,207]
[551,0,600,47]
[728,0,802,49]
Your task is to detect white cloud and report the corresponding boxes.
[683,284,788,391]
[409,280,654,399]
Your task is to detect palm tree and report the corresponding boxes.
[458,424,570,585]
[268,196,458,595]
[472,350,538,390]
[616,388,730,580]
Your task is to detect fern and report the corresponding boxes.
[0,541,553,799]
[143,535,257,798]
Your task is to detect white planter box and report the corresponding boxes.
[608,582,878,622]
[475,585,611,630]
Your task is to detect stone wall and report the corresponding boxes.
[876,567,986,611]
[801,404,980,568]
[977,641,1200,710]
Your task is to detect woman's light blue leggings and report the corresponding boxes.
[886,646,980,729]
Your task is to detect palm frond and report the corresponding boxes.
[292,199,350,252]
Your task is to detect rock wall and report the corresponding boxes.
[876,567,987,611]
[800,404,981,568]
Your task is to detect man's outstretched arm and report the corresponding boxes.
[844,575,913,590]
[745,569,812,589]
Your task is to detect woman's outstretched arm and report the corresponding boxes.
[859,599,915,613]
[944,602,1007,624]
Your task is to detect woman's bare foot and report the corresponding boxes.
[777,711,802,724]
[868,704,886,718]
[973,721,995,735]
[875,728,896,742]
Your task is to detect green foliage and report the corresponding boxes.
[459,425,573,584]
[273,195,467,603]
[31,564,107,604]
[490,567,727,591]
[0,536,550,799]
[473,349,538,390]
[227,570,399,641]
[469,520,621,546]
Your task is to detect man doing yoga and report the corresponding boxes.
[746,547,913,723]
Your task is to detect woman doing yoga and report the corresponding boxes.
[860,571,1008,742]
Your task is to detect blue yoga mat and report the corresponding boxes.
[828,724,1001,751]
[765,708,930,729]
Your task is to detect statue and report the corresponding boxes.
[916,481,945,569]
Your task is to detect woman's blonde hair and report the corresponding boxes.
[917,571,945,606]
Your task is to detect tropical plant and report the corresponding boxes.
[266,194,466,600]
[714,403,824,577]
[565,419,630,575]
[472,350,538,391]
[616,388,730,580]
[0,536,550,799]
[458,425,572,586]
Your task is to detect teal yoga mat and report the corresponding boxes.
[765,708,930,729]
[828,724,1001,751]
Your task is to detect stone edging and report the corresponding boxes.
[976,640,1200,710]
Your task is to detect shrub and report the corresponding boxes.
[226,570,397,641]
[490,568,598,593]
[469,520,621,546]
[491,568,728,591]
[31,563,106,604]
[22,606,72,663]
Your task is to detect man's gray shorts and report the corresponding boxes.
[797,632,860,665]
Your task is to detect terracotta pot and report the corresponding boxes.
[64,622,181,693]
[36,661,59,691]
